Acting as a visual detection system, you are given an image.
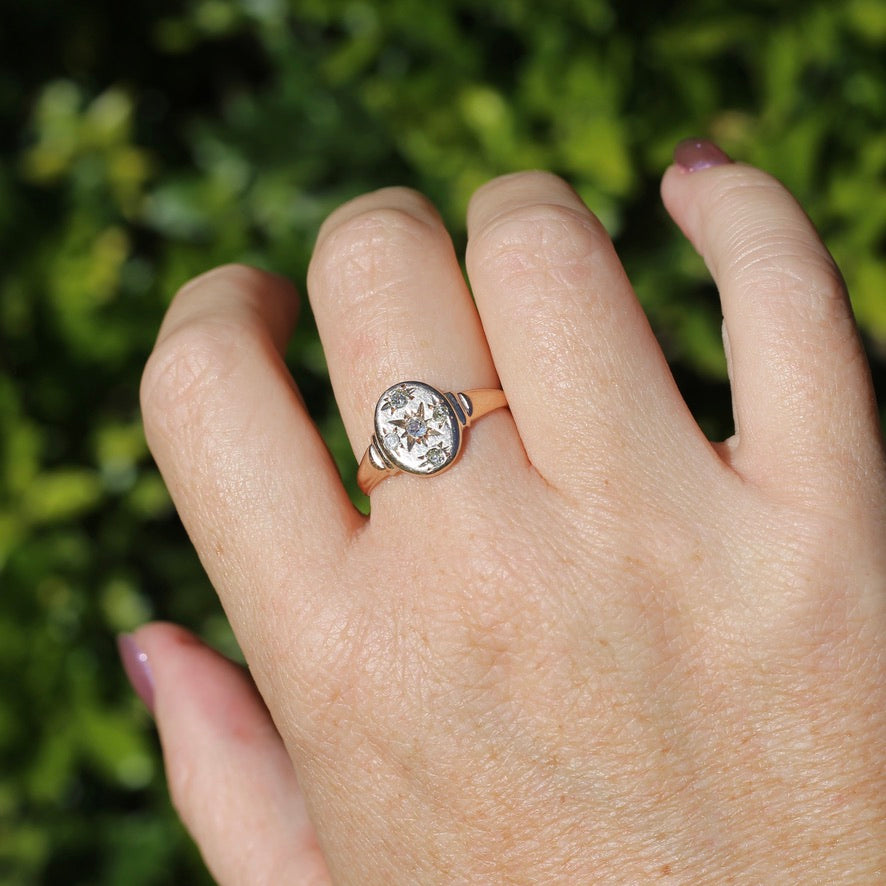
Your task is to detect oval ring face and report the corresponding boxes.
[374,381,461,475]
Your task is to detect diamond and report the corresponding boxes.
[425,447,446,468]
[389,390,409,409]
[382,431,400,451]
[405,417,427,438]
[432,404,447,422]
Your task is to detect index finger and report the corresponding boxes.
[141,264,361,653]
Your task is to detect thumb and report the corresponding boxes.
[119,622,329,886]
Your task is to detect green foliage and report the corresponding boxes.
[1,0,884,881]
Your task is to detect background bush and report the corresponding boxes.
[2,0,885,882]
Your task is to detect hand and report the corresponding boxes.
[126,141,886,884]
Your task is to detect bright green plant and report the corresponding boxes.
[1,1,884,881]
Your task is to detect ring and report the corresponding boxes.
[357,381,508,494]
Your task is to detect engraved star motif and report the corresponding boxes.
[388,402,442,452]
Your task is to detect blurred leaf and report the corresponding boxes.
[21,471,102,524]
[2,0,885,882]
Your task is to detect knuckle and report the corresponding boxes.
[177,262,273,299]
[733,234,848,319]
[706,172,852,325]
[308,199,438,300]
[318,187,436,240]
[140,317,245,445]
[469,198,610,289]
[471,169,571,207]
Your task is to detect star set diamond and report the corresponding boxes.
[359,381,505,493]
[373,382,460,475]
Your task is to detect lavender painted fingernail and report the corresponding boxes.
[674,138,733,172]
[118,633,155,714]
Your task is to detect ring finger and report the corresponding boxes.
[307,187,525,504]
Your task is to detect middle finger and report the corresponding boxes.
[466,171,713,494]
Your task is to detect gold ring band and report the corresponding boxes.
[357,381,507,495]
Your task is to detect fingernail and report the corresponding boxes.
[674,138,733,172]
[117,633,155,714]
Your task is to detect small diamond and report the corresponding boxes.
[405,417,427,438]
[432,404,447,422]
[426,447,446,468]
[389,390,409,409]
[383,431,400,451]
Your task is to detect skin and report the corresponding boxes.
[135,157,886,884]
